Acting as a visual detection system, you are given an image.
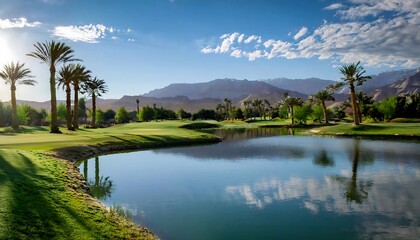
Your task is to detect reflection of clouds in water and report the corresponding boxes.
[106,203,139,217]
[226,166,420,239]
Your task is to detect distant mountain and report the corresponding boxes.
[369,71,420,101]
[6,68,419,113]
[12,100,66,111]
[143,78,306,100]
[264,78,337,95]
[109,95,222,113]
[360,68,418,91]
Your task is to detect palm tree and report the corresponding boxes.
[263,99,271,120]
[312,90,334,124]
[27,40,79,133]
[339,62,371,125]
[58,64,90,130]
[224,98,232,120]
[252,98,263,119]
[83,77,108,128]
[216,103,225,117]
[71,64,91,129]
[57,64,76,130]
[242,100,252,119]
[0,62,36,129]
[283,96,303,124]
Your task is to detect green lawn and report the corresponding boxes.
[311,121,420,137]
[1,119,419,239]
[0,121,219,240]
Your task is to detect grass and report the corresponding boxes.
[0,121,220,240]
[0,149,155,240]
[311,120,420,138]
[1,119,419,239]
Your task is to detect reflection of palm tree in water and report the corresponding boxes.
[84,156,114,200]
[332,139,372,204]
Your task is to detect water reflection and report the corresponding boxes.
[202,127,295,140]
[80,131,420,240]
[81,156,114,200]
[225,138,420,239]
[313,149,335,167]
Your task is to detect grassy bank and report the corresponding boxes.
[0,121,219,239]
[1,119,419,239]
[310,121,420,138]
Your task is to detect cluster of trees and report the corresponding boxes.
[0,40,108,133]
[195,62,418,124]
[138,105,177,122]
[0,103,47,127]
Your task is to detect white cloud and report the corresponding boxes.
[238,34,245,43]
[293,27,308,40]
[200,0,420,67]
[128,38,135,42]
[0,17,41,29]
[324,3,344,10]
[52,24,117,43]
[244,35,260,44]
[335,0,419,20]
[230,49,242,58]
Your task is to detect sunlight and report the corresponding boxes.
[0,36,15,66]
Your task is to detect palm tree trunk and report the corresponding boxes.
[50,65,61,133]
[291,106,295,124]
[95,156,99,187]
[65,84,73,130]
[357,103,362,123]
[321,101,329,124]
[10,84,18,129]
[73,85,79,129]
[83,160,88,180]
[91,93,96,128]
[349,85,360,125]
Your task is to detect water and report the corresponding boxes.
[79,129,420,240]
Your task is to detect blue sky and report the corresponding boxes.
[0,0,419,101]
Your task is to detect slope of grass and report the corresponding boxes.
[0,121,220,239]
[311,121,420,138]
[0,149,155,240]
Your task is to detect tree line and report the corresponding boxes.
[1,40,108,132]
[192,62,419,123]
[2,54,418,129]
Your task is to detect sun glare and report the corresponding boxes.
[0,36,15,66]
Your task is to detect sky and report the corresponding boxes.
[0,0,419,102]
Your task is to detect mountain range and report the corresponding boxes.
[8,68,420,113]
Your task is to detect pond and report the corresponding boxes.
[79,129,420,240]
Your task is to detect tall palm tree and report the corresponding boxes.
[0,62,36,129]
[252,98,263,119]
[71,64,91,129]
[312,90,334,124]
[283,96,303,124]
[83,77,108,128]
[224,98,232,120]
[339,62,371,125]
[58,64,76,130]
[27,40,79,133]
[242,100,252,119]
[263,99,271,120]
[216,103,225,116]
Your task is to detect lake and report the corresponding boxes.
[79,129,420,240]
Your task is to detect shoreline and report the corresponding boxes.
[0,123,220,239]
[47,133,221,239]
[1,121,419,238]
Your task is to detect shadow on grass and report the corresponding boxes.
[351,124,386,131]
[0,126,49,135]
[0,151,93,239]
